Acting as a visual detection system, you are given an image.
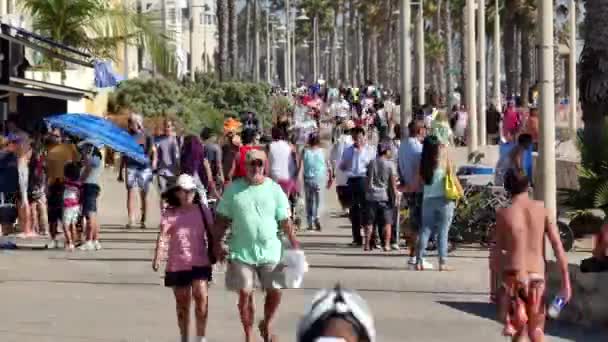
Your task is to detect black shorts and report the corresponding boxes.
[164,266,213,288]
[48,181,64,224]
[406,193,423,232]
[82,184,100,217]
[336,185,352,208]
[363,201,394,226]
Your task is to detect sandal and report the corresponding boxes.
[258,320,278,342]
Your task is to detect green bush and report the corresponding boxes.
[108,74,272,134]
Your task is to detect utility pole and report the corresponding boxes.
[478,0,487,145]
[493,0,501,110]
[400,0,412,137]
[568,0,577,134]
[416,1,425,107]
[292,11,297,87]
[537,0,557,217]
[466,0,478,152]
[313,15,319,83]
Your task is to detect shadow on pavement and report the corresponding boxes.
[309,264,405,271]
[58,257,150,262]
[298,287,488,296]
[98,238,156,243]
[1,279,159,287]
[306,251,488,259]
[438,301,608,341]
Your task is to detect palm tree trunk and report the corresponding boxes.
[370,28,378,84]
[504,0,517,97]
[331,3,339,85]
[342,0,350,85]
[445,0,454,109]
[356,13,364,85]
[245,0,252,79]
[520,22,533,106]
[216,0,229,81]
[228,0,238,78]
[253,0,260,82]
[460,6,467,107]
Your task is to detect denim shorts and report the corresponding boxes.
[81,184,100,216]
[126,168,153,192]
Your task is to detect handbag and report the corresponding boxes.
[198,203,217,265]
[444,159,464,201]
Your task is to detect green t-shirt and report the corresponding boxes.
[217,178,290,265]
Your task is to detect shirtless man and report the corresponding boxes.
[493,169,572,342]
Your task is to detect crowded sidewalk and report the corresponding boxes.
[0,168,602,341]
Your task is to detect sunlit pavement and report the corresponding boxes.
[0,170,606,342]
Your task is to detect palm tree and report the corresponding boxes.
[217,0,229,80]
[580,1,608,171]
[228,0,238,78]
[21,0,174,75]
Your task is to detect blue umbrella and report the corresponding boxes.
[45,113,149,165]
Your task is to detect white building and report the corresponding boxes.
[141,0,218,77]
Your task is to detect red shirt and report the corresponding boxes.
[234,145,263,178]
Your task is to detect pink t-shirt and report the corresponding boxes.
[161,206,210,272]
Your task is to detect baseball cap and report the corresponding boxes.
[297,284,375,342]
[246,149,266,163]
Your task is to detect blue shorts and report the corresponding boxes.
[126,168,153,192]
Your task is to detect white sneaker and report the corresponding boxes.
[407,256,417,265]
[421,258,434,270]
[78,241,95,251]
[47,240,59,249]
[93,240,102,250]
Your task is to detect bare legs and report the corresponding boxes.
[85,212,99,242]
[173,280,209,340]
[238,289,282,342]
[126,189,148,228]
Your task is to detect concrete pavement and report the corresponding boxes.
[0,170,606,341]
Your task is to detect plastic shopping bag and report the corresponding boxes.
[281,249,309,288]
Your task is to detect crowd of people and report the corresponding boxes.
[0,80,590,342]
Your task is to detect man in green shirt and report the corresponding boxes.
[213,148,300,342]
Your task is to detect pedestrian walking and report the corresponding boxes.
[340,127,375,247]
[301,133,332,231]
[269,126,298,198]
[363,142,398,251]
[398,121,427,263]
[200,128,224,198]
[153,174,214,342]
[493,169,571,341]
[213,149,300,342]
[155,119,181,207]
[78,141,103,251]
[46,129,80,248]
[28,137,49,236]
[179,135,216,204]
[118,113,157,229]
[330,120,355,215]
[416,135,456,271]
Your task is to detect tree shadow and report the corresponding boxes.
[438,301,608,341]
[309,264,406,271]
[1,278,159,287]
[51,257,150,262]
[298,287,488,296]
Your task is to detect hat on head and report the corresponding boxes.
[172,174,197,191]
[246,149,266,163]
[378,141,392,155]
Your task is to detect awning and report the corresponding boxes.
[10,77,96,97]
[0,84,85,101]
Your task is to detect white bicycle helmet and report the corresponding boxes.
[297,284,376,342]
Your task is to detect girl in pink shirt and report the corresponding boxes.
[153,174,214,342]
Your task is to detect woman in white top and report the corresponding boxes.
[330,120,355,213]
[269,126,298,197]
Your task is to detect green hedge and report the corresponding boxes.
[108,74,272,134]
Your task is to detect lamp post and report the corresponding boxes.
[478,0,487,146]
[294,9,310,87]
[466,0,478,153]
[537,0,557,216]
[266,1,272,84]
[568,0,577,134]
[399,0,413,137]
[189,1,210,82]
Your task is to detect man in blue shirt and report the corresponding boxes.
[340,127,375,246]
[398,120,432,268]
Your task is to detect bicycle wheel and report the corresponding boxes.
[557,221,575,252]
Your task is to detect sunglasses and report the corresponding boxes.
[247,159,264,168]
